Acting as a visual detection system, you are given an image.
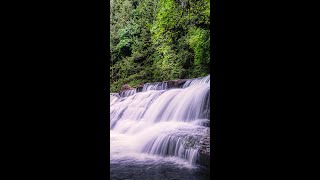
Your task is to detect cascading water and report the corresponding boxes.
[110,75,210,179]
[142,81,168,91]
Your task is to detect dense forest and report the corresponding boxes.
[110,0,210,92]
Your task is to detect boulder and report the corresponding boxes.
[136,83,144,92]
[121,84,132,91]
[167,79,188,89]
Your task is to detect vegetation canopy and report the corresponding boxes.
[110,0,210,92]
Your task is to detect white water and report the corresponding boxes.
[110,75,210,167]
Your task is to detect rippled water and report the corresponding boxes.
[110,158,209,180]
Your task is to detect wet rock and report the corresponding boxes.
[136,83,144,92]
[177,79,188,87]
[121,84,132,91]
[166,80,179,89]
[197,130,210,167]
[203,110,210,120]
[199,153,210,168]
[166,79,188,89]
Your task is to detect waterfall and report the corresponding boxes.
[142,81,168,91]
[110,75,210,166]
[119,89,136,97]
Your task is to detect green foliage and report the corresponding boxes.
[110,0,211,92]
[187,26,210,76]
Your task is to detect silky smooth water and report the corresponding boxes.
[110,75,210,179]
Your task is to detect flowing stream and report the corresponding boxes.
[110,75,210,180]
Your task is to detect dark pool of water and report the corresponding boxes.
[110,159,209,180]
